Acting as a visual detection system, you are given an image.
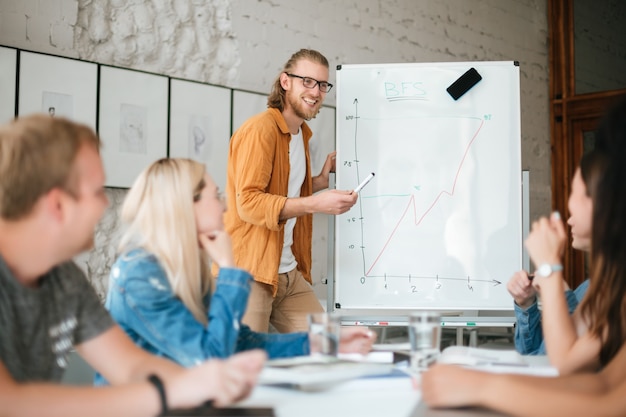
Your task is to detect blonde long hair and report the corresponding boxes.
[119,158,212,324]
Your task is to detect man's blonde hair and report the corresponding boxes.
[0,114,100,220]
[119,158,212,324]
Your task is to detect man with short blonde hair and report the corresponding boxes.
[0,114,264,417]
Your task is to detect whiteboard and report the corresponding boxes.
[334,61,521,312]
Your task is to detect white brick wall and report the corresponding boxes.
[0,0,77,53]
[0,0,552,300]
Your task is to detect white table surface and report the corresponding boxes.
[237,356,552,417]
[239,373,419,417]
[238,373,512,417]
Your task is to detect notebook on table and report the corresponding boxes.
[258,355,395,391]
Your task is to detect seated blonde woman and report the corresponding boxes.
[101,158,375,370]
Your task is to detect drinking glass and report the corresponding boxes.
[408,311,441,371]
[308,312,341,357]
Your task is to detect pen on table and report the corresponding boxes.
[485,362,530,367]
[352,172,375,194]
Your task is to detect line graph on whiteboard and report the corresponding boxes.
[335,93,521,309]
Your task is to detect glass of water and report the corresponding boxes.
[308,312,341,357]
[408,311,441,371]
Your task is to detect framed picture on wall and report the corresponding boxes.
[99,66,168,188]
[18,51,97,129]
[232,89,267,133]
[0,46,17,124]
[169,78,232,190]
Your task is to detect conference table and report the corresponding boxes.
[237,371,507,417]
[237,355,552,417]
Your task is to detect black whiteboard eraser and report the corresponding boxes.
[335,303,342,309]
[337,64,342,70]
[446,68,482,100]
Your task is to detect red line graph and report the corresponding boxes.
[365,119,485,276]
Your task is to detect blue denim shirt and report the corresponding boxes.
[104,248,309,366]
[513,279,590,355]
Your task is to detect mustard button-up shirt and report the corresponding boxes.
[221,108,313,295]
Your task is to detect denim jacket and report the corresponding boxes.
[105,248,309,367]
[514,279,590,355]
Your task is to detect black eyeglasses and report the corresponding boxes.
[286,73,333,93]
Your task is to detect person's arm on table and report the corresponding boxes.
[421,363,621,417]
[0,326,265,417]
[338,327,377,354]
[234,322,375,359]
[422,344,626,417]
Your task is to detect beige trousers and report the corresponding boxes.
[242,268,324,333]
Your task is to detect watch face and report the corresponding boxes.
[538,264,551,277]
[537,264,562,277]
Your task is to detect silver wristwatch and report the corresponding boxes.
[535,263,563,278]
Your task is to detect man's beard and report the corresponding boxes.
[287,92,321,121]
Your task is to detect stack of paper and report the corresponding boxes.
[258,356,396,391]
[437,346,558,376]
[437,346,526,366]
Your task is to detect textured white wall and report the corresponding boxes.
[0,0,550,302]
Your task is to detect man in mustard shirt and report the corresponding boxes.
[223,49,358,333]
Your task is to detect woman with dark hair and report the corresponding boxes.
[526,150,609,374]
[508,150,604,362]
[577,100,626,369]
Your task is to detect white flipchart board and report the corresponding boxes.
[334,61,521,312]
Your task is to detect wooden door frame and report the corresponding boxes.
[548,0,626,288]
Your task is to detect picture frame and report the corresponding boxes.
[18,51,97,129]
[0,46,17,124]
[99,66,169,188]
[169,78,232,190]
[232,89,267,133]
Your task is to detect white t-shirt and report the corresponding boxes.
[279,130,306,273]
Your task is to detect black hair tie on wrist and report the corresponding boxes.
[148,374,168,416]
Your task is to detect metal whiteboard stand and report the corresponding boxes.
[326,174,336,313]
[522,170,530,272]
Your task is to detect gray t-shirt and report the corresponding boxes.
[0,255,114,382]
